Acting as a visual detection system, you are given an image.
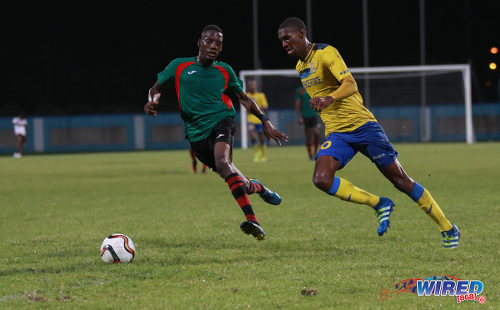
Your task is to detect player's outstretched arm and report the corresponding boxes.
[236,91,288,145]
[144,82,162,116]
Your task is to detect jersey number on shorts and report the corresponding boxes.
[321,141,332,150]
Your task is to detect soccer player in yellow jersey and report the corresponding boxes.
[246,80,269,162]
[278,17,460,248]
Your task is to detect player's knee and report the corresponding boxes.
[312,171,332,192]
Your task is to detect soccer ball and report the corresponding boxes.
[100,233,136,263]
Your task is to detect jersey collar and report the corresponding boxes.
[303,43,315,63]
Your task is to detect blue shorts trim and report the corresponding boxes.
[316,121,398,169]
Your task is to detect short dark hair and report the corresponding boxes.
[202,24,223,35]
[278,17,307,32]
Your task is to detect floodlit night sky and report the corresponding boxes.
[3,0,499,116]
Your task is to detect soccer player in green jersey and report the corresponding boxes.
[278,17,459,248]
[145,25,288,240]
[295,86,320,160]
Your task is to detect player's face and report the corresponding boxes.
[278,27,306,59]
[247,80,257,92]
[198,30,223,64]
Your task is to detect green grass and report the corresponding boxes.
[1,143,499,309]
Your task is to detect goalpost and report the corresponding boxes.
[239,64,473,149]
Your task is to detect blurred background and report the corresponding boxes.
[1,0,499,154]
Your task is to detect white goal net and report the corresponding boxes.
[239,64,473,149]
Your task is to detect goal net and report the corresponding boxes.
[239,64,473,149]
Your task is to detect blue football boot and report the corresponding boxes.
[374,197,395,236]
[441,224,460,248]
[249,178,281,205]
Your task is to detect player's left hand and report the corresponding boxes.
[144,92,161,116]
[310,96,333,112]
[262,120,288,146]
[144,101,158,116]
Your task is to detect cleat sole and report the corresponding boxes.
[240,221,266,241]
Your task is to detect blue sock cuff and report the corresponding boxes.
[409,182,425,202]
[328,177,341,195]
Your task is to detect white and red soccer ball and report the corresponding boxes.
[100,233,135,263]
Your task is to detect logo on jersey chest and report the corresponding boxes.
[299,62,316,79]
[300,62,321,88]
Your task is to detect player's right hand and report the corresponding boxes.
[310,96,333,112]
[262,120,288,146]
[298,116,304,125]
[144,101,158,116]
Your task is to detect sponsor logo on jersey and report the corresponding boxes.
[302,76,321,88]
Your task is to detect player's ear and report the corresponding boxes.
[299,28,306,39]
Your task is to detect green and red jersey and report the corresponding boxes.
[295,86,318,118]
[157,57,243,142]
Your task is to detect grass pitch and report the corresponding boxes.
[1,143,499,309]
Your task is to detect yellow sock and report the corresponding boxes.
[260,144,267,160]
[253,144,260,161]
[329,177,380,207]
[409,182,452,231]
[417,189,452,232]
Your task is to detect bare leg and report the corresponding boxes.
[378,159,414,194]
[305,127,315,160]
[312,155,339,192]
[189,147,198,172]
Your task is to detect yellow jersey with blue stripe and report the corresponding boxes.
[296,43,376,136]
[246,91,268,124]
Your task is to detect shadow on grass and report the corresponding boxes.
[137,235,364,267]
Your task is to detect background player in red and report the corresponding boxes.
[145,25,288,240]
[189,146,207,173]
[295,86,320,160]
